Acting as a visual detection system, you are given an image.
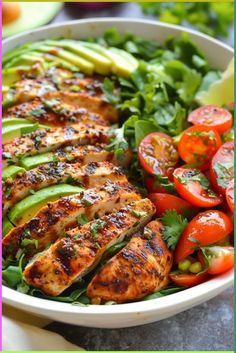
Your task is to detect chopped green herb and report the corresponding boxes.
[213,162,234,189]
[161,210,188,250]
[77,214,89,226]
[21,238,39,248]
[29,107,45,117]
[132,210,147,218]
[91,220,106,237]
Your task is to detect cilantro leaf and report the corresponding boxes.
[213,161,234,189]
[161,210,188,250]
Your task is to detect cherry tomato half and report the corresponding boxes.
[210,141,234,195]
[173,167,223,208]
[226,179,234,213]
[188,105,233,134]
[145,171,175,194]
[138,132,178,175]
[178,125,222,170]
[169,272,209,287]
[148,193,197,219]
[174,210,233,263]
[198,246,234,275]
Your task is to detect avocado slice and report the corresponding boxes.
[2,86,9,94]
[20,152,56,170]
[2,66,31,86]
[80,42,137,77]
[3,3,62,39]
[46,40,112,75]
[2,64,44,86]
[5,53,45,69]
[2,118,34,127]
[2,165,26,181]
[2,123,48,144]
[3,184,83,236]
[37,45,94,75]
[3,41,46,67]
[7,50,78,72]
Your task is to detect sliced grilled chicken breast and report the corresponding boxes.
[3,181,141,258]
[3,123,109,164]
[3,73,105,109]
[3,161,127,216]
[4,97,108,127]
[58,74,104,96]
[87,220,173,303]
[23,198,155,296]
[25,143,132,169]
[43,91,118,123]
[2,78,56,109]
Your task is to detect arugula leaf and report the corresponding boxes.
[2,266,22,288]
[161,210,188,250]
[197,70,222,94]
[134,120,158,146]
[143,285,184,300]
[102,78,120,105]
[30,287,88,303]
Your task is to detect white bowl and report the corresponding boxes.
[2,18,234,328]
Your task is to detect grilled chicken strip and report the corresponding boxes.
[2,78,56,109]
[22,143,132,169]
[87,220,173,303]
[43,91,118,123]
[3,71,105,109]
[23,198,155,296]
[4,97,108,127]
[2,161,127,216]
[2,123,109,165]
[3,181,141,258]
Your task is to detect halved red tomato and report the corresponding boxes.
[178,125,221,170]
[226,179,234,213]
[145,172,175,194]
[138,132,178,175]
[173,167,223,208]
[198,246,234,275]
[188,105,233,134]
[210,141,234,195]
[169,272,209,287]
[174,210,233,263]
[148,193,197,218]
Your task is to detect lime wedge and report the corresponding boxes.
[196,59,234,106]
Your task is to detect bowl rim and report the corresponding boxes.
[3,270,233,315]
[2,17,234,54]
[2,17,234,317]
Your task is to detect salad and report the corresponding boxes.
[2,29,234,305]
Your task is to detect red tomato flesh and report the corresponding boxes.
[198,246,234,275]
[174,210,233,263]
[226,179,234,213]
[178,125,221,170]
[169,272,209,287]
[138,132,178,175]
[188,105,233,134]
[148,193,197,218]
[210,141,234,195]
[173,167,223,208]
